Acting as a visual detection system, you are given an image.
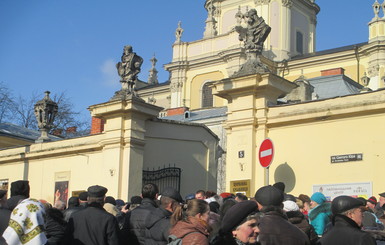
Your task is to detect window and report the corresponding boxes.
[202,82,213,108]
[296,31,303,55]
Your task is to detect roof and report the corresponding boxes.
[0,123,62,142]
[291,42,367,60]
[308,75,364,99]
[161,107,227,122]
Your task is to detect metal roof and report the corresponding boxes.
[308,75,364,99]
[0,123,62,142]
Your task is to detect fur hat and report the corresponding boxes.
[311,192,326,205]
[78,191,88,201]
[220,201,258,234]
[272,182,285,193]
[10,180,30,198]
[87,185,108,198]
[255,185,284,206]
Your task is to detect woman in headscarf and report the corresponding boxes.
[169,199,211,244]
[2,198,47,245]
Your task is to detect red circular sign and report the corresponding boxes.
[259,138,274,168]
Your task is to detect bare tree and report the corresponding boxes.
[12,93,39,130]
[0,82,14,123]
[10,91,90,137]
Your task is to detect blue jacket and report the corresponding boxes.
[309,202,331,236]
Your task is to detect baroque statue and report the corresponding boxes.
[116,45,143,94]
[233,8,271,77]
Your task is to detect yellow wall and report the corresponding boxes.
[268,113,385,196]
[190,71,226,109]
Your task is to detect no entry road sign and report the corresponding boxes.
[259,138,274,168]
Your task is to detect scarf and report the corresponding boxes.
[2,198,47,245]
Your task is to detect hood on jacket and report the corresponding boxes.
[145,207,172,229]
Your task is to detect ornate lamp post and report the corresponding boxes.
[34,91,58,143]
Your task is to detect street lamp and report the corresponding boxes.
[34,91,58,143]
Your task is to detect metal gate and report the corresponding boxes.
[142,165,181,192]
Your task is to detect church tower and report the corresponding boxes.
[165,0,320,109]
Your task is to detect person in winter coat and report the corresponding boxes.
[283,200,319,244]
[65,185,120,245]
[210,200,259,245]
[145,187,184,245]
[317,195,376,245]
[121,183,159,245]
[308,192,331,237]
[255,185,310,245]
[169,199,210,244]
[0,190,11,236]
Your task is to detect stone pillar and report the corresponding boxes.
[88,97,162,200]
[212,73,296,193]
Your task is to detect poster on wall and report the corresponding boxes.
[54,172,70,206]
[312,182,372,201]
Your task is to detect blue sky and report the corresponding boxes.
[0,1,374,122]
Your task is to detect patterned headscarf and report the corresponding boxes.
[2,198,47,245]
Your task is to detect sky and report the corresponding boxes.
[0,0,375,122]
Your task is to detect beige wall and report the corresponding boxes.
[0,99,219,204]
[144,120,218,197]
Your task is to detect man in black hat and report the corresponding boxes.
[121,183,159,245]
[318,195,376,245]
[65,185,120,245]
[7,180,30,211]
[0,190,11,235]
[145,186,183,244]
[255,185,310,245]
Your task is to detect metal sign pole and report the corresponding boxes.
[265,166,269,186]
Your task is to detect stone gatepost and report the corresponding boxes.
[212,73,296,195]
[88,96,162,200]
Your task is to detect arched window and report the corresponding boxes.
[201,82,213,108]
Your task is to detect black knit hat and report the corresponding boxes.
[255,185,284,206]
[220,200,258,234]
[10,180,30,198]
[331,196,364,215]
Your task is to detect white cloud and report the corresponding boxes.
[100,59,120,88]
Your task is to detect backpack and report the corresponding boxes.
[167,232,199,245]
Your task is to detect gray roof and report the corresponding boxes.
[0,123,62,142]
[161,107,227,122]
[308,75,364,99]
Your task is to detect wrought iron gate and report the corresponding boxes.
[142,165,181,192]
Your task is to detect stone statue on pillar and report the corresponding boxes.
[111,45,144,100]
[232,8,271,77]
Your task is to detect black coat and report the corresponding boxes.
[286,211,319,245]
[318,214,376,245]
[65,203,120,245]
[0,207,11,235]
[258,208,310,245]
[45,208,67,245]
[123,198,158,245]
[144,207,172,245]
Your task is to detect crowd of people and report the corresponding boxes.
[1,180,385,245]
